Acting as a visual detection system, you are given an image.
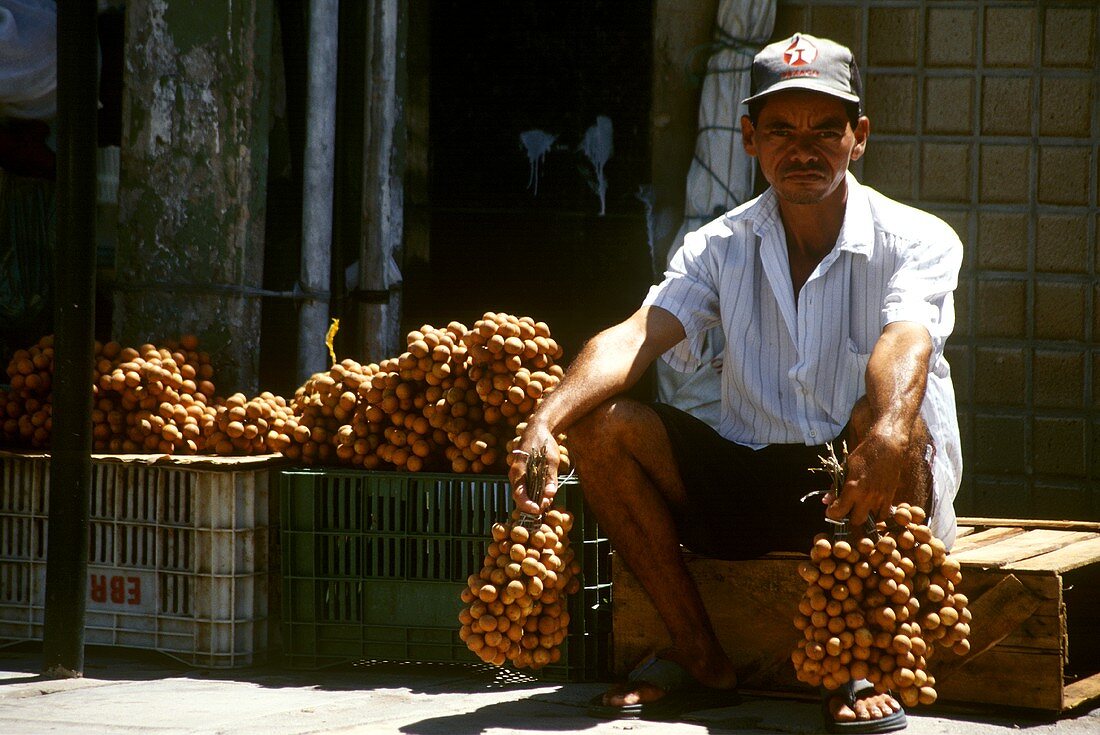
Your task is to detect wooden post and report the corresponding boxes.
[43,0,98,679]
[297,0,340,382]
[649,0,718,269]
[357,0,405,362]
[114,0,274,393]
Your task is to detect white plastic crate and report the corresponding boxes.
[0,451,273,668]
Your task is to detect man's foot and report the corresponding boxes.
[600,647,737,708]
[822,680,907,733]
[828,690,902,723]
[586,650,739,721]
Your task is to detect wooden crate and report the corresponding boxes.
[611,518,1100,712]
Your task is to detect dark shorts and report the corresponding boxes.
[651,403,849,560]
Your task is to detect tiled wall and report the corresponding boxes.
[773,1,1099,520]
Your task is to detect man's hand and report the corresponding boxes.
[824,430,907,526]
[507,419,560,515]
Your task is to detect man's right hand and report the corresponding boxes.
[507,419,560,515]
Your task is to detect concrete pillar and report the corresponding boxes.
[114,0,274,393]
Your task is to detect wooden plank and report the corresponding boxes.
[1063,672,1100,711]
[612,554,805,690]
[1006,535,1100,573]
[932,574,1043,683]
[952,530,1097,568]
[955,526,976,539]
[937,647,1064,711]
[998,613,1063,651]
[957,518,1100,533]
[951,526,1026,555]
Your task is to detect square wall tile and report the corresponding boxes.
[1033,349,1084,409]
[1036,215,1087,274]
[921,143,971,202]
[811,6,864,59]
[976,279,1027,338]
[1033,483,1094,521]
[1032,416,1086,476]
[1043,7,1095,68]
[974,346,1026,405]
[868,7,918,66]
[973,414,1028,473]
[984,7,1037,68]
[971,478,1032,517]
[926,7,977,67]
[1039,77,1092,137]
[1033,281,1086,341]
[866,74,916,134]
[977,212,1028,271]
[979,145,1031,204]
[981,77,1032,135]
[1038,147,1090,205]
[862,141,913,200]
[924,77,973,134]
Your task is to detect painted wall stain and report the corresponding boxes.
[519,129,556,196]
[580,115,613,215]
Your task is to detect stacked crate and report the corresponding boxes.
[0,451,273,668]
[279,469,610,680]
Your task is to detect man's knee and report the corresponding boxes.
[568,398,644,456]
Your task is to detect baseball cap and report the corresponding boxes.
[742,33,863,114]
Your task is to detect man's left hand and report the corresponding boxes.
[824,431,907,526]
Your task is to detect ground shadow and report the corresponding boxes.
[1,643,1091,733]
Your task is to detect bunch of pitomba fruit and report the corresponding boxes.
[791,444,971,708]
[0,335,55,448]
[1,334,220,454]
[458,448,583,670]
[291,312,572,474]
[0,313,572,473]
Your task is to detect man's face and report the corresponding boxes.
[741,89,869,206]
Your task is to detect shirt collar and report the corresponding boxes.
[835,172,875,257]
[731,171,875,258]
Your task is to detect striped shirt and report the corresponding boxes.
[643,173,963,545]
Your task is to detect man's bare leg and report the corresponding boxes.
[568,398,736,706]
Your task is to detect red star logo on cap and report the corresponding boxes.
[784,36,818,66]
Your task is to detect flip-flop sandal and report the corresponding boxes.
[586,654,741,721]
[821,679,908,733]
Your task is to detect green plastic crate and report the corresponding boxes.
[279,469,611,680]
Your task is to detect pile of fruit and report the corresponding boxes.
[0,312,569,474]
[458,506,582,670]
[791,501,971,708]
[0,335,54,448]
[278,312,569,474]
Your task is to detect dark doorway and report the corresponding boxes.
[404,1,655,364]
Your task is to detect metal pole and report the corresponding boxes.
[297,0,339,382]
[43,0,98,677]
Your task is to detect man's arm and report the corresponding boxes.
[826,321,932,525]
[508,305,687,513]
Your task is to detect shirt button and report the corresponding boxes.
[809,430,817,438]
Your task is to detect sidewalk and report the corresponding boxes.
[1,644,1098,735]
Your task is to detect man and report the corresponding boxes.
[509,33,962,732]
